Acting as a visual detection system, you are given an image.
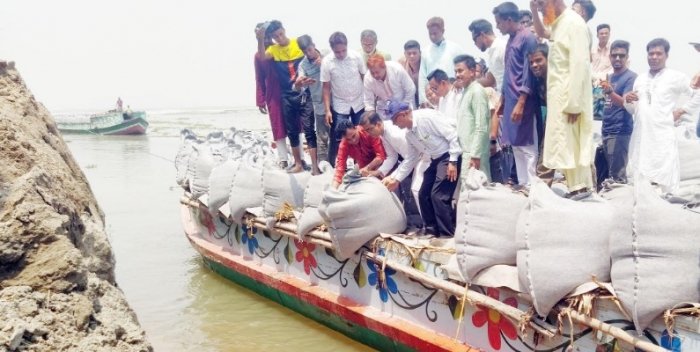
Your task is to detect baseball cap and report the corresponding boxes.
[386,100,410,120]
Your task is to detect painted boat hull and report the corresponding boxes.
[180,201,700,352]
[57,112,149,135]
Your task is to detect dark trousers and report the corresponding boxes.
[490,150,505,184]
[696,115,700,138]
[418,153,460,237]
[399,171,423,228]
[328,107,365,166]
[282,91,316,148]
[602,134,631,183]
[497,146,518,184]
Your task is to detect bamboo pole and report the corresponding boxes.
[560,309,667,352]
[180,196,201,208]
[250,218,334,249]
[364,252,556,338]
[273,221,333,242]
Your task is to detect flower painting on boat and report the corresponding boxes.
[240,224,259,255]
[367,260,398,303]
[471,287,518,350]
[294,240,318,275]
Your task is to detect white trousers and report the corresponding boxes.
[275,138,289,162]
[411,156,431,214]
[513,143,539,186]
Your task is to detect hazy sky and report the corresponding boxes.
[1,0,698,112]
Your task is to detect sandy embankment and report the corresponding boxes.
[0,61,152,351]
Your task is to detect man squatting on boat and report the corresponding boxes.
[253,0,700,237]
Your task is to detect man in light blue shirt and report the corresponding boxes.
[418,17,467,106]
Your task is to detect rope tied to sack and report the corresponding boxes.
[274,202,295,222]
[664,303,700,338]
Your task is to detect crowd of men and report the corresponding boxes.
[254,0,700,237]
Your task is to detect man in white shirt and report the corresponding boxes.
[387,101,462,237]
[321,31,367,166]
[624,38,700,192]
[418,17,467,106]
[360,111,423,228]
[364,54,416,119]
[591,24,612,82]
[427,69,464,128]
[468,19,507,93]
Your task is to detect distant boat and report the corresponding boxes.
[57,110,149,135]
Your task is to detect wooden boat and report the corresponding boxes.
[179,193,700,352]
[57,110,148,135]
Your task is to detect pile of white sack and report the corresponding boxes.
[174,128,407,260]
[453,169,699,333]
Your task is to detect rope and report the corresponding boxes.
[454,282,470,340]
[274,202,295,222]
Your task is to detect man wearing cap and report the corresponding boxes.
[418,17,467,107]
[387,101,462,237]
[364,54,416,119]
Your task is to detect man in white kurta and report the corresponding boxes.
[625,39,700,192]
[537,0,594,193]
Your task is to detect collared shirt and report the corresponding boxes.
[502,27,539,146]
[402,109,462,173]
[333,127,386,184]
[377,120,419,182]
[320,50,367,114]
[591,43,612,81]
[438,86,464,128]
[364,61,416,118]
[297,49,328,115]
[487,36,507,93]
[418,39,467,104]
[361,48,391,63]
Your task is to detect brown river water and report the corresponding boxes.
[59,108,373,351]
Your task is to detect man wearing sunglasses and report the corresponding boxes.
[599,40,637,184]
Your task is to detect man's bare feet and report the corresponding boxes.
[287,164,304,173]
[311,167,321,176]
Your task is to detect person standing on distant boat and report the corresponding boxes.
[116,97,123,112]
[257,20,320,174]
[254,22,289,168]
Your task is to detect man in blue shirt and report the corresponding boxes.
[494,2,540,187]
[600,40,637,183]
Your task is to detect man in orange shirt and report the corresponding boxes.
[332,119,386,188]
